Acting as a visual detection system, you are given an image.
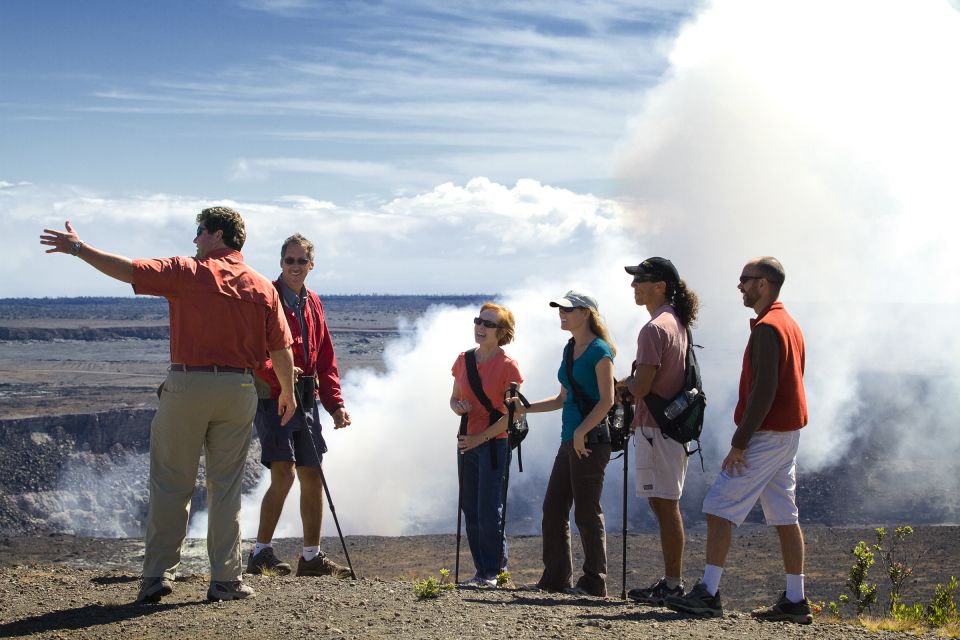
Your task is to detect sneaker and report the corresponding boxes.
[665,580,723,618]
[295,552,353,579]
[628,577,685,605]
[751,592,813,625]
[207,580,256,601]
[136,576,173,603]
[245,547,292,576]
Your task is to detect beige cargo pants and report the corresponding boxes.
[142,369,257,581]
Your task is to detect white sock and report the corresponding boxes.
[253,542,271,556]
[786,573,805,602]
[302,546,320,561]
[665,576,683,589]
[702,565,723,596]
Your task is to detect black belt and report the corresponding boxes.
[169,364,252,375]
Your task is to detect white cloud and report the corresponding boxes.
[3,177,628,297]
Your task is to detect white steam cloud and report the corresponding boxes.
[220,0,960,538]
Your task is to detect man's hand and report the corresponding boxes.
[721,446,748,476]
[332,406,351,429]
[277,390,297,426]
[40,220,81,254]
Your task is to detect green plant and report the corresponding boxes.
[847,540,878,615]
[496,570,511,588]
[873,526,922,612]
[927,576,959,628]
[413,568,455,599]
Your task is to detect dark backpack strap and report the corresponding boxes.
[563,339,595,419]
[464,349,504,469]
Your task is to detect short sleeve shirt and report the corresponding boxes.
[132,248,291,368]
[557,338,614,442]
[634,305,687,428]
[452,350,524,437]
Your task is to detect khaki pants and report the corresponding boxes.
[539,441,611,595]
[143,370,257,581]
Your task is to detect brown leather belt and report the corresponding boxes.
[169,364,252,375]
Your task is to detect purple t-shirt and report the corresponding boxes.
[634,305,687,428]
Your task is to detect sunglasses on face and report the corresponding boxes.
[284,257,311,266]
[473,317,501,329]
[739,275,764,284]
[195,226,207,238]
[558,306,582,314]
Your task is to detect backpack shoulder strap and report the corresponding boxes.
[563,339,593,419]
[464,349,498,416]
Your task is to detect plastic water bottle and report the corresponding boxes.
[613,403,624,429]
[664,388,698,420]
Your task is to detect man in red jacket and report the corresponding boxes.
[667,256,812,624]
[247,233,353,578]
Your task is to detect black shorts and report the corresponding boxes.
[254,398,327,468]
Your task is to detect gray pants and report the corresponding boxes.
[538,440,611,595]
[143,370,257,581]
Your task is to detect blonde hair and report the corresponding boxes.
[587,308,616,358]
[481,302,515,346]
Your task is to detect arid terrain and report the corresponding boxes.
[1,526,958,639]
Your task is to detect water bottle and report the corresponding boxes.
[613,403,624,429]
[664,387,698,420]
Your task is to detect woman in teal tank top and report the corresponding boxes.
[509,290,616,597]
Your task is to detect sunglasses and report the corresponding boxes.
[473,317,501,329]
[558,306,582,314]
[284,257,311,266]
[739,275,764,284]
[195,226,207,238]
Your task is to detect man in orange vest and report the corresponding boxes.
[667,257,811,624]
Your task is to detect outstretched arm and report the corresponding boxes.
[40,221,135,284]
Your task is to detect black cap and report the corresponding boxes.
[625,257,680,284]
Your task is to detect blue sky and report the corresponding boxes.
[1,0,707,296]
[1,0,695,204]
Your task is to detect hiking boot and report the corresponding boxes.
[665,580,723,617]
[245,547,292,576]
[751,592,813,625]
[207,580,256,601]
[295,552,352,579]
[628,577,685,605]
[136,576,173,603]
[565,576,606,597]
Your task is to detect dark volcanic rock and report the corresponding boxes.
[0,410,263,537]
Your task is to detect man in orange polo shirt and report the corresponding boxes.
[667,256,812,624]
[41,207,296,604]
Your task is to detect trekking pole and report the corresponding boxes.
[619,387,634,600]
[496,382,519,580]
[455,413,468,584]
[317,465,356,580]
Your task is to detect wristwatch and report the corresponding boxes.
[70,241,84,256]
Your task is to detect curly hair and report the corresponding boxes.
[667,279,700,328]
[197,206,246,251]
[480,302,515,346]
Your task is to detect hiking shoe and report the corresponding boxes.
[136,576,173,603]
[565,577,606,598]
[628,577,685,605]
[665,580,722,617]
[296,552,352,579]
[245,547,292,576]
[751,592,813,625]
[207,580,256,601]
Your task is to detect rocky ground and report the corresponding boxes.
[1,526,958,639]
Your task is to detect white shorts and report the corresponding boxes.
[634,426,689,500]
[702,429,800,527]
